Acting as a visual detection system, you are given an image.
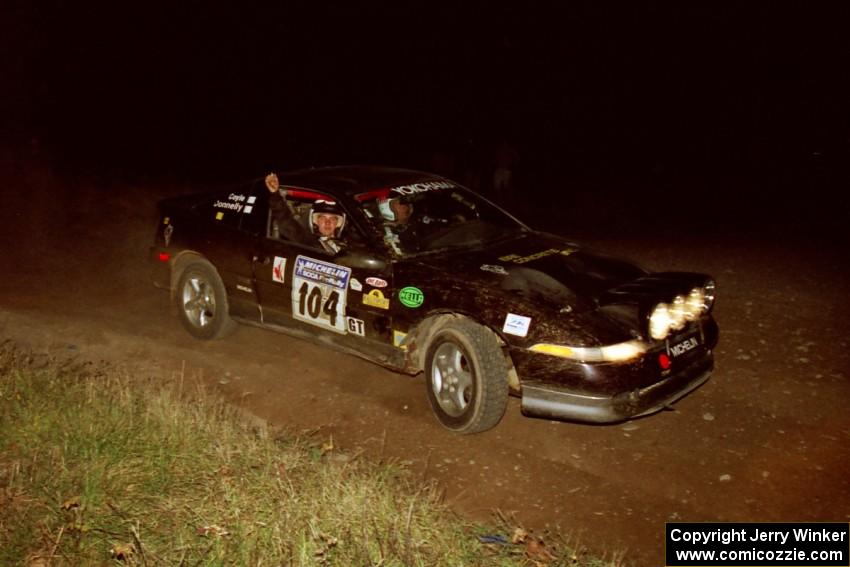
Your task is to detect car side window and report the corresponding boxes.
[268,190,313,242]
[266,188,364,253]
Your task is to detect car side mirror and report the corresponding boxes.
[335,248,388,271]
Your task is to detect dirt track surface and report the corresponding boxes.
[2,165,849,566]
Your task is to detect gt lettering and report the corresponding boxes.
[346,317,365,336]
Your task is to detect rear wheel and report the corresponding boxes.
[424,318,509,434]
[176,261,236,340]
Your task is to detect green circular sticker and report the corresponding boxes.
[399,286,424,308]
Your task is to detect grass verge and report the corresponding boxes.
[0,339,619,566]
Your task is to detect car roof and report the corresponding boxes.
[277,166,448,197]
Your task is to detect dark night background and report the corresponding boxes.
[3,2,849,239]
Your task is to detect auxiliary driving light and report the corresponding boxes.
[649,303,674,340]
[648,282,715,340]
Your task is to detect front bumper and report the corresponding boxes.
[520,350,714,423]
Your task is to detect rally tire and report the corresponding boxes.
[424,318,509,434]
[176,261,237,340]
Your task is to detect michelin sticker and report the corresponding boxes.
[503,313,532,337]
[272,256,287,284]
[291,256,351,334]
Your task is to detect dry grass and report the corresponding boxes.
[0,340,620,566]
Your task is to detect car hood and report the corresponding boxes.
[411,232,647,312]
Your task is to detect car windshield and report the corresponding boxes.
[355,180,526,256]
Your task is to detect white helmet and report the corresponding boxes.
[378,196,413,222]
[309,200,346,237]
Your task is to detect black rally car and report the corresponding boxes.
[150,166,718,433]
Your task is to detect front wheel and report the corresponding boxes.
[176,261,236,340]
[424,319,509,434]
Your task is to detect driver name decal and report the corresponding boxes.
[213,193,249,213]
[291,256,351,334]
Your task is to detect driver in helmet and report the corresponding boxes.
[266,172,348,254]
[309,200,347,254]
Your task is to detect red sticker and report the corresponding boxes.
[365,277,388,288]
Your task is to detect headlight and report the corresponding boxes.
[669,295,689,325]
[684,288,705,320]
[529,340,647,362]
